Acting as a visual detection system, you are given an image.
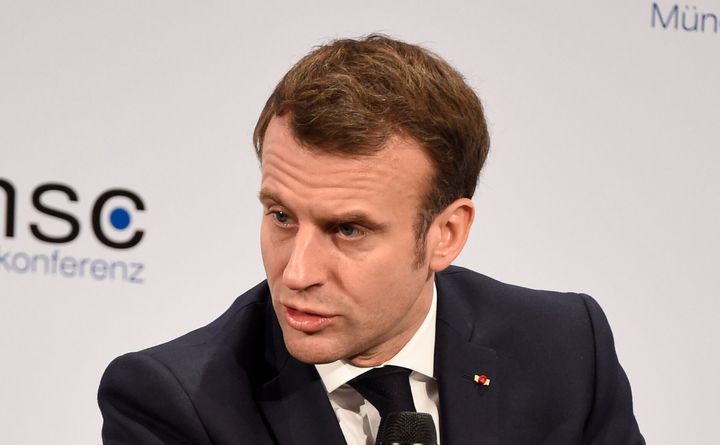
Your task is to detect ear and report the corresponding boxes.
[427,198,475,272]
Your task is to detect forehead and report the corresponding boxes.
[260,116,432,212]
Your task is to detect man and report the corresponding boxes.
[99,35,644,444]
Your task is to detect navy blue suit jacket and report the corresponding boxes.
[98,266,644,444]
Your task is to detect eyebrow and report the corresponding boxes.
[257,189,387,232]
[258,189,283,205]
[321,211,387,232]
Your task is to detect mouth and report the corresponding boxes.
[282,304,335,333]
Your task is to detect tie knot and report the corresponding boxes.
[348,365,416,418]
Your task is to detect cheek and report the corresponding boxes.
[349,235,418,281]
[259,226,271,268]
[260,225,286,277]
[338,255,416,310]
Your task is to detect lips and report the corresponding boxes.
[283,305,334,333]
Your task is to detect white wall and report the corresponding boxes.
[1,1,717,443]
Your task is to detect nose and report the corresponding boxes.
[282,226,327,291]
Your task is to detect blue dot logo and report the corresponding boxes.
[110,207,131,230]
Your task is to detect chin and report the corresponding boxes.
[283,336,344,365]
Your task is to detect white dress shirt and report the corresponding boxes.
[315,285,440,445]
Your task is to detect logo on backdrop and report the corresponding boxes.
[652,2,720,33]
[0,177,146,284]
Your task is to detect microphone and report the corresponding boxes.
[379,411,438,445]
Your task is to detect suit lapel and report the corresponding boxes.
[435,272,499,445]
[257,305,346,445]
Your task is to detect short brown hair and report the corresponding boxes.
[253,35,489,262]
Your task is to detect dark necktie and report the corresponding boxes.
[348,366,416,443]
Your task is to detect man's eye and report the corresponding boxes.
[338,224,362,238]
[273,211,289,224]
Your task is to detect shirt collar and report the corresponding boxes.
[315,283,437,393]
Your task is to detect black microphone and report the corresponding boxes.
[379,411,438,445]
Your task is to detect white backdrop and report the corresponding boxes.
[1,1,718,443]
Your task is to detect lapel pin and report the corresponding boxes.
[473,374,491,386]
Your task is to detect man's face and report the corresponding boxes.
[259,115,435,367]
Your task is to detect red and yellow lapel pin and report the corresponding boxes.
[473,374,491,387]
